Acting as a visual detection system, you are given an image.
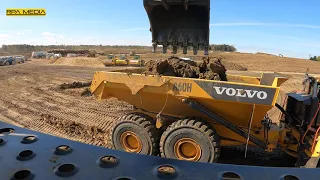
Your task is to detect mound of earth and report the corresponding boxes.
[144,56,227,81]
[52,57,104,67]
[222,61,248,71]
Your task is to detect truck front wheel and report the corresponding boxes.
[112,113,160,156]
[160,118,220,163]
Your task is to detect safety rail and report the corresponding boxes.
[0,121,319,180]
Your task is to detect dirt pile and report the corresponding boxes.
[222,61,248,71]
[144,56,227,81]
[52,57,104,67]
[58,81,92,90]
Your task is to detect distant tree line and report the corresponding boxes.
[310,56,320,61]
[0,44,237,55]
[209,44,237,52]
[0,44,151,53]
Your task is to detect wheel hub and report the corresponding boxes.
[174,138,201,161]
[120,131,142,153]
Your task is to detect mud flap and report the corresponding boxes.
[144,0,210,55]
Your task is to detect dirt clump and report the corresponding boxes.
[58,81,92,90]
[81,88,92,97]
[144,56,227,81]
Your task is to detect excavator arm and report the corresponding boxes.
[144,0,210,55]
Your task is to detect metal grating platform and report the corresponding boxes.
[0,121,319,180]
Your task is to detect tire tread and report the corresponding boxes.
[114,113,160,155]
[160,118,220,162]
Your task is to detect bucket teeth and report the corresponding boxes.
[183,46,187,55]
[172,45,178,54]
[193,47,198,55]
[162,41,168,54]
[151,41,210,55]
[204,46,209,56]
[152,42,157,53]
[145,0,210,55]
[193,43,199,55]
[162,46,167,54]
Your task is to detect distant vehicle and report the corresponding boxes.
[5,56,16,65]
[46,53,54,59]
[115,54,129,65]
[13,55,25,64]
[54,53,62,59]
[67,53,77,57]
[103,54,116,66]
[0,56,10,66]
[129,55,145,66]
[32,51,47,58]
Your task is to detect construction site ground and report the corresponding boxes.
[0,56,316,167]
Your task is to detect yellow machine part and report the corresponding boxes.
[129,60,145,66]
[91,72,289,149]
[129,60,140,65]
[103,60,115,66]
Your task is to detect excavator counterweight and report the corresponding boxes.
[144,0,210,55]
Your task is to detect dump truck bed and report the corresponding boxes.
[91,72,288,146]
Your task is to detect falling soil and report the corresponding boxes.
[58,81,92,90]
[144,56,227,81]
[81,88,92,97]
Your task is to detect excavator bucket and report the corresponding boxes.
[144,0,210,55]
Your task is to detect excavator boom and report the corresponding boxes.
[144,0,210,55]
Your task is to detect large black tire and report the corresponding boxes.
[160,119,220,163]
[112,113,160,156]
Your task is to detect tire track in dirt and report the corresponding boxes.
[6,89,131,147]
[0,62,133,148]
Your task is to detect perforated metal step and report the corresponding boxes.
[0,121,319,180]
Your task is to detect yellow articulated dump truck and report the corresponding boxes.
[104,54,130,66]
[114,54,129,66]
[129,55,145,66]
[90,71,320,167]
[103,54,116,66]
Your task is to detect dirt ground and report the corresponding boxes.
[0,58,308,167]
[0,59,134,147]
[50,51,320,74]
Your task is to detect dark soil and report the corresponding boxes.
[144,56,228,81]
[81,88,92,97]
[58,81,92,90]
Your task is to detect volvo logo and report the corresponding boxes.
[213,86,268,100]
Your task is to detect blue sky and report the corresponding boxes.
[0,0,319,59]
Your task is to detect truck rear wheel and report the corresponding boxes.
[160,119,220,163]
[112,113,160,156]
